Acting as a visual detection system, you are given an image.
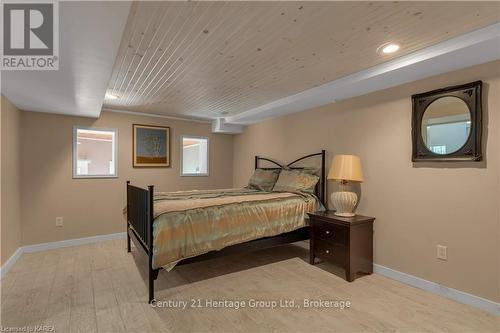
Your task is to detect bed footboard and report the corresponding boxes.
[126,181,159,303]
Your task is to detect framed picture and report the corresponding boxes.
[133,124,170,167]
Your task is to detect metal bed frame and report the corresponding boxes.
[126,150,326,303]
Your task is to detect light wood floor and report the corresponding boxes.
[1,239,498,333]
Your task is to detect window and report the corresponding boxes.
[430,145,447,154]
[73,127,118,178]
[181,136,209,176]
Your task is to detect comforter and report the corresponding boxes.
[139,188,323,270]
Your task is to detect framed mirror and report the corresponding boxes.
[411,81,482,162]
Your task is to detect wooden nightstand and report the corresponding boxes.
[308,211,375,282]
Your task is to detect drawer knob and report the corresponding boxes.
[325,250,330,254]
[325,230,331,235]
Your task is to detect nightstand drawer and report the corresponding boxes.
[311,220,346,245]
[313,239,345,266]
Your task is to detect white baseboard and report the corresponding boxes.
[374,264,500,316]
[0,232,126,279]
[22,232,126,253]
[0,247,23,279]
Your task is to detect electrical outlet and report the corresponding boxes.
[437,245,447,260]
[55,217,63,227]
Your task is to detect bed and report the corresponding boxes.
[126,150,326,303]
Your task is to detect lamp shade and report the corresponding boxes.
[328,154,364,182]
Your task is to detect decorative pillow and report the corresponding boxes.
[272,169,320,193]
[247,169,280,191]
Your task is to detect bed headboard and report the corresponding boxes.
[254,150,326,207]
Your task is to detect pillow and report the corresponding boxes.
[272,169,320,193]
[300,167,321,177]
[247,169,280,191]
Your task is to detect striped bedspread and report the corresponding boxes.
[150,188,323,270]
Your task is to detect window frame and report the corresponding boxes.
[72,126,119,179]
[180,135,210,177]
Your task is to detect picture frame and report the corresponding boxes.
[133,124,170,167]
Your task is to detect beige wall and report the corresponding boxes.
[233,60,500,302]
[20,111,233,246]
[1,96,22,265]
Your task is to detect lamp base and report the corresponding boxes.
[334,211,356,218]
[331,191,358,217]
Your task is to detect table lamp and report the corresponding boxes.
[328,154,364,217]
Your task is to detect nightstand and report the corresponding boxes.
[308,211,375,282]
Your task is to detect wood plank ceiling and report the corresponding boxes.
[104,1,500,120]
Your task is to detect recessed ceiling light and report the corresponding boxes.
[105,92,119,100]
[379,43,400,54]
